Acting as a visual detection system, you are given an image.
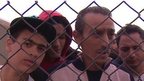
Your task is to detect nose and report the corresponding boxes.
[28,46,39,58]
[102,34,110,45]
[129,53,136,59]
[53,39,61,49]
[129,49,136,58]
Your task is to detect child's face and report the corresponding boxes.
[6,29,49,74]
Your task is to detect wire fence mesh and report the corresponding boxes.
[0,1,144,81]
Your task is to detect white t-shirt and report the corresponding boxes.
[0,65,34,81]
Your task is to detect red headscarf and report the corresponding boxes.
[39,10,72,70]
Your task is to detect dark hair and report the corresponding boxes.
[47,16,70,28]
[116,24,144,46]
[46,16,72,46]
[75,6,111,34]
[8,17,56,43]
[46,16,72,37]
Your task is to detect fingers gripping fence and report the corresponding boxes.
[0,1,144,81]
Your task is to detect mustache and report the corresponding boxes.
[97,46,110,54]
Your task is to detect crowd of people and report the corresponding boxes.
[0,6,144,81]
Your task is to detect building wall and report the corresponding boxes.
[0,19,9,64]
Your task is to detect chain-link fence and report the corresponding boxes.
[0,1,144,81]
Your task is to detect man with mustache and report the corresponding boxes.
[48,6,131,81]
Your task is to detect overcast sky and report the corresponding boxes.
[0,0,144,48]
[0,0,143,29]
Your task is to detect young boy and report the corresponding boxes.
[0,17,56,81]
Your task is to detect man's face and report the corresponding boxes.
[52,24,66,57]
[75,13,115,66]
[6,29,49,74]
[118,33,144,69]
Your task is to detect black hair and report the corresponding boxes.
[8,17,56,43]
[116,24,144,46]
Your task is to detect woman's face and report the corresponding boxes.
[52,24,66,57]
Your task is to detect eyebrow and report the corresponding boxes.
[57,33,65,36]
[91,28,115,33]
[23,38,48,48]
[108,29,115,32]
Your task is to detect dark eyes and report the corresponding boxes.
[23,41,33,48]
[22,40,47,53]
[92,30,115,40]
[37,46,47,53]
[133,46,139,50]
[120,47,130,52]
[120,45,140,52]
[93,30,102,35]
[108,32,115,40]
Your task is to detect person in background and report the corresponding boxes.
[48,6,131,81]
[0,17,56,81]
[116,24,144,81]
[38,10,79,70]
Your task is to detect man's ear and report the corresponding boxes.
[73,30,83,45]
[141,41,144,51]
[5,38,14,53]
